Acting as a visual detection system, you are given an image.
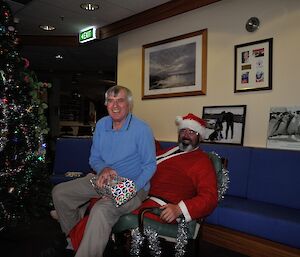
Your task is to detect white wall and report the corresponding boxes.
[117,0,300,147]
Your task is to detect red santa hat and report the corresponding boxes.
[175,113,206,138]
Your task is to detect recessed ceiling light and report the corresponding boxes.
[55,54,63,60]
[80,3,99,11]
[39,25,56,31]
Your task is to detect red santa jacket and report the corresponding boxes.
[134,146,218,222]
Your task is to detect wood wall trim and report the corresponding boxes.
[202,224,300,257]
[99,0,221,40]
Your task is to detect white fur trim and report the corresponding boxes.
[177,119,206,138]
[175,116,183,125]
[149,196,167,206]
[178,200,192,222]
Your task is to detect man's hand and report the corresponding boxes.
[96,167,117,188]
[159,204,182,223]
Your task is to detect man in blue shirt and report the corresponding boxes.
[52,85,156,257]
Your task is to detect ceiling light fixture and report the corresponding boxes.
[80,3,99,11]
[39,25,56,31]
[55,54,63,60]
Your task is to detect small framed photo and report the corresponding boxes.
[234,38,273,93]
[202,105,247,145]
[142,29,207,99]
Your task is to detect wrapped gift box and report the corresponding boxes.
[90,175,137,207]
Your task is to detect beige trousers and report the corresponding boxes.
[52,173,148,257]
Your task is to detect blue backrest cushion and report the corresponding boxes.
[247,148,300,209]
[200,144,252,198]
[159,141,177,149]
[53,137,93,175]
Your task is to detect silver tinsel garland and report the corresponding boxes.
[0,98,9,152]
[175,218,188,257]
[144,226,162,257]
[130,226,161,257]
[218,166,230,201]
[130,227,144,256]
[209,151,230,201]
[130,219,188,257]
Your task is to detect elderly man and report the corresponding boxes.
[52,85,156,257]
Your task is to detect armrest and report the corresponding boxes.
[137,207,200,240]
[138,207,161,231]
[207,151,229,200]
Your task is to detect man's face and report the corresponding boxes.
[106,89,130,124]
[178,128,200,152]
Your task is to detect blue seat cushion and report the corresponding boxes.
[216,196,300,248]
[205,207,219,225]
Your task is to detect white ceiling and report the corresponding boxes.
[6,0,219,93]
[8,0,170,36]
[6,0,170,81]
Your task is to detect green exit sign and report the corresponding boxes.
[79,27,97,43]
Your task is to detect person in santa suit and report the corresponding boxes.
[136,113,218,223]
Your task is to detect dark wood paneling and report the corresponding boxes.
[202,224,300,257]
[99,0,221,39]
[13,0,33,4]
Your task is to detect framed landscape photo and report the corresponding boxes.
[142,29,207,99]
[202,105,247,145]
[234,38,273,93]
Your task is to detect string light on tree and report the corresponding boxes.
[0,0,52,228]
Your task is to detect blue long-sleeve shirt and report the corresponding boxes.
[89,113,156,191]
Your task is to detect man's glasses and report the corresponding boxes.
[179,128,199,136]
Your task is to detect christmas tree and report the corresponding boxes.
[0,0,52,228]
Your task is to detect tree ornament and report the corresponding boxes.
[8,187,15,194]
[0,25,6,35]
[22,58,30,68]
[8,25,15,32]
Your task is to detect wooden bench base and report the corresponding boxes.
[202,224,300,257]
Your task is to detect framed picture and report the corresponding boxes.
[142,29,207,99]
[267,106,300,151]
[202,105,247,145]
[234,38,273,93]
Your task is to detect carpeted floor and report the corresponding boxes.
[0,215,248,257]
